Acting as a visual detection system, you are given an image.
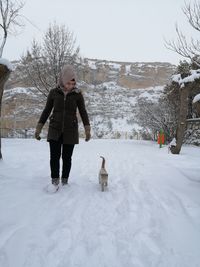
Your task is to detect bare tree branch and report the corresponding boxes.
[165,0,200,67]
[183,0,200,31]
[19,22,80,97]
[0,0,25,56]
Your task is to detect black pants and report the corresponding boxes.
[49,133,75,179]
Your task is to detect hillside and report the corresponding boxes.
[2,58,176,139]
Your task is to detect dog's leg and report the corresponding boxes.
[101,182,104,192]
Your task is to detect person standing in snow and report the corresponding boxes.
[34,65,91,188]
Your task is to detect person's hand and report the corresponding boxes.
[84,125,91,142]
[35,122,43,140]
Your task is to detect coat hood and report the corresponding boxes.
[58,65,77,88]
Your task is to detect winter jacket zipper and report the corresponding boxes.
[62,93,67,132]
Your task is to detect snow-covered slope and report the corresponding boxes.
[1,58,175,139]
[0,139,200,267]
[2,83,164,139]
[81,82,164,137]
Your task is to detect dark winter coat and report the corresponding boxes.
[38,86,90,144]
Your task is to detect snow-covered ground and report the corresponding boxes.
[0,138,200,267]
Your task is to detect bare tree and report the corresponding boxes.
[135,94,178,143]
[0,0,25,57]
[20,22,80,97]
[165,0,200,67]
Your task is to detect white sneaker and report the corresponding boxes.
[45,183,59,193]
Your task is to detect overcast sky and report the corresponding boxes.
[2,0,198,65]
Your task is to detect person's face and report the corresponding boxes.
[64,80,76,91]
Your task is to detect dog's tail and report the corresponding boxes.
[100,156,105,169]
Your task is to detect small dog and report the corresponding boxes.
[98,156,108,192]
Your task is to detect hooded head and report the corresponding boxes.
[58,65,77,89]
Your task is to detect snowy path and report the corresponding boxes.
[0,139,200,267]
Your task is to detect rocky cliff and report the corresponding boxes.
[1,58,176,139]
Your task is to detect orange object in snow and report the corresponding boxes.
[157,133,165,144]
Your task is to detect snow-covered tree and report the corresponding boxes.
[170,62,200,153]
[135,60,200,146]
[165,1,200,153]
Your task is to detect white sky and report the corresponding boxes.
[1,0,198,65]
